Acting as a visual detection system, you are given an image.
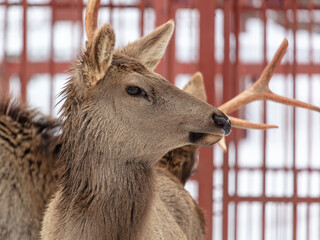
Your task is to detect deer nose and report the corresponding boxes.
[212,113,231,136]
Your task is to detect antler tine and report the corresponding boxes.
[217,39,320,152]
[85,0,101,43]
[229,116,278,130]
[219,39,287,114]
[217,117,278,153]
[219,38,320,114]
[218,138,227,152]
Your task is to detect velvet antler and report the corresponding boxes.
[85,0,101,44]
[217,39,320,152]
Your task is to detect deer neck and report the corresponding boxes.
[57,114,155,240]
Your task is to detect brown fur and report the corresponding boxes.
[0,99,60,239]
[156,167,205,236]
[158,145,198,185]
[40,21,228,240]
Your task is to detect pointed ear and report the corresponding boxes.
[84,23,115,87]
[183,72,207,102]
[118,20,174,71]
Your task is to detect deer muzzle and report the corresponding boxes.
[212,113,231,136]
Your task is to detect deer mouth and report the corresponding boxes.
[189,132,224,146]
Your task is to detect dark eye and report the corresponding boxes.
[126,86,147,98]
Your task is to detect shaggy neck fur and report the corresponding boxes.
[56,69,154,240]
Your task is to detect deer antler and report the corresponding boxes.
[216,118,277,151]
[228,116,277,130]
[219,39,320,114]
[217,39,320,152]
[85,0,101,44]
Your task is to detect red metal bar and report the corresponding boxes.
[234,1,241,239]
[228,196,320,203]
[261,1,268,239]
[292,0,298,239]
[153,0,169,78]
[20,0,28,102]
[166,0,175,85]
[283,2,291,239]
[4,60,320,83]
[49,0,55,114]
[172,62,320,76]
[219,166,320,172]
[222,0,233,239]
[3,1,320,10]
[196,0,216,239]
[222,0,232,240]
[306,2,313,240]
[5,62,71,77]
[139,0,145,37]
[78,0,84,60]
[0,0,8,97]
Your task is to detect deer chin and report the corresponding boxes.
[189,132,224,146]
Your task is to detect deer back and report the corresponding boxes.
[0,99,60,239]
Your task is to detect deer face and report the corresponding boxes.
[71,21,230,161]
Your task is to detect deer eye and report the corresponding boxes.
[126,86,147,98]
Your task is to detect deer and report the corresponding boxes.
[39,17,231,239]
[0,70,207,240]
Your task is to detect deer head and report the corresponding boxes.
[61,21,231,165]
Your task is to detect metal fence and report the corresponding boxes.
[1,0,320,239]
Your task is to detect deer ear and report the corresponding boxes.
[118,20,174,71]
[84,24,115,87]
[183,72,207,102]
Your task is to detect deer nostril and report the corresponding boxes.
[212,113,231,136]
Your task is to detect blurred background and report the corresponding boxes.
[0,0,320,239]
